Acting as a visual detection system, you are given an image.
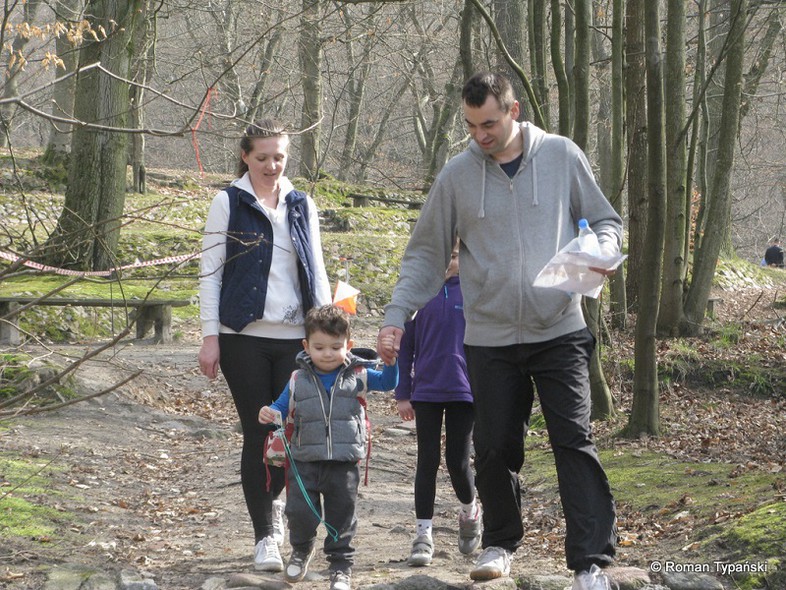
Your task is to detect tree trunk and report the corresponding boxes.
[528,0,549,125]
[43,0,83,165]
[337,6,375,181]
[624,0,647,310]
[628,0,666,438]
[550,0,571,137]
[572,0,613,419]
[298,0,323,180]
[657,0,688,336]
[683,0,748,334]
[493,0,529,120]
[608,0,627,329]
[572,0,590,151]
[0,0,43,147]
[42,0,143,271]
[129,0,156,194]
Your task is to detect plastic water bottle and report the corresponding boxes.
[577,218,601,257]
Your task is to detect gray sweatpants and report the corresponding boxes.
[285,459,359,572]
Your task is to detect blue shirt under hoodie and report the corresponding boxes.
[395,276,472,404]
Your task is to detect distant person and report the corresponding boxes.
[376,72,621,590]
[395,244,481,567]
[764,238,784,268]
[198,119,332,572]
[258,305,399,590]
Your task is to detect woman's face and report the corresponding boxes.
[241,135,289,191]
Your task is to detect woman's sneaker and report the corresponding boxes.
[272,499,286,545]
[407,534,434,567]
[284,547,315,582]
[470,546,511,580]
[458,504,482,554]
[254,536,283,572]
[329,569,352,590]
[571,564,613,590]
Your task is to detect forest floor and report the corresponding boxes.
[1,276,785,590]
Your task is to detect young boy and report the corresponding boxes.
[259,304,398,590]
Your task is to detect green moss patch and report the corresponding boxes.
[0,455,66,539]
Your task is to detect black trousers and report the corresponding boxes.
[219,333,302,544]
[286,460,359,572]
[411,401,475,519]
[464,328,617,572]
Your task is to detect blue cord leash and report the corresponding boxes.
[272,426,340,542]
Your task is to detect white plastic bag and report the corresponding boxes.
[533,224,626,298]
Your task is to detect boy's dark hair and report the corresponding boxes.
[304,304,351,340]
[237,118,288,177]
[462,72,516,113]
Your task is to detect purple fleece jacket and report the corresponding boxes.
[394,276,473,404]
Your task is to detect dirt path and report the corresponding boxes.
[0,325,569,590]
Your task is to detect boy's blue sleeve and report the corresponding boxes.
[366,362,399,392]
[270,383,291,417]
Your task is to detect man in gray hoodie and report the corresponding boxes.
[376,72,621,590]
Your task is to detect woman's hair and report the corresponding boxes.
[461,72,516,113]
[237,118,288,177]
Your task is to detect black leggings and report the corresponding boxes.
[219,333,302,543]
[411,401,475,520]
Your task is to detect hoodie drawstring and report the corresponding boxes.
[531,159,539,206]
[478,159,486,218]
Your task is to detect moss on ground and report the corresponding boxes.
[0,454,68,539]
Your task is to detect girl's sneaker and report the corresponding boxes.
[458,504,482,554]
[408,534,434,567]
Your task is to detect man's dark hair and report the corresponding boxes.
[462,72,516,113]
[305,304,351,340]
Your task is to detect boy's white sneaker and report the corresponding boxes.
[469,546,511,580]
[571,564,613,590]
[254,536,283,572]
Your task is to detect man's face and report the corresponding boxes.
[462,95,520,159]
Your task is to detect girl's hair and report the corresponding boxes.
[237,118,288,177]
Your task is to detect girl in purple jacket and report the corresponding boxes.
[395,246,481,567]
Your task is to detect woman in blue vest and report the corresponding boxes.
[198,119,331,572]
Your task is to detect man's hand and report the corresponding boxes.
[376,326,403,365]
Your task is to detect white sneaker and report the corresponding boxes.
[272,499,286,545]
[329,569,352,590]
[470,546,511,581]
[571,564,612,590]
[408,534,434,567]
[254,536,283,572]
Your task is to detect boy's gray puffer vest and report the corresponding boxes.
[286,351,369,463]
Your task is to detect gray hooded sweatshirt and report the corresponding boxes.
[384,121,623,347]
